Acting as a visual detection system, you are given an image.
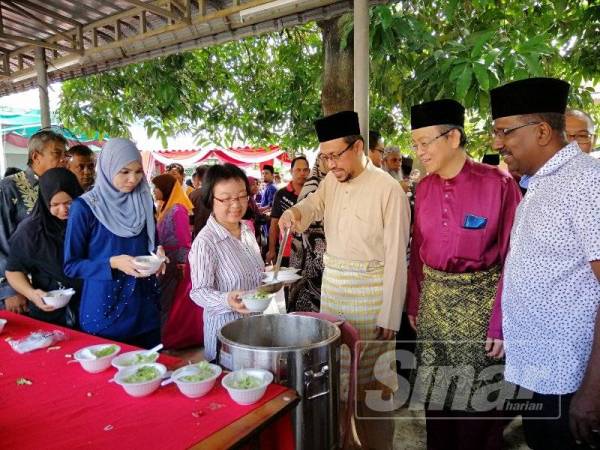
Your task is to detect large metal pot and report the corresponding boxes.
[218,314,341,450]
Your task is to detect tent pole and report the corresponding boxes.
[353,0,369,153]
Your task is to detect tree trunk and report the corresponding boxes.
[318,16,354,115]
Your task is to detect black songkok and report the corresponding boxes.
[411,99,465,130]
[490,77,570,119]
[314,111,361,143]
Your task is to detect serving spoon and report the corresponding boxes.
[257,227,290,294]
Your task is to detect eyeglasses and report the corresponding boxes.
[566,132,594,144]
[491,122,541,139]
[411,128,455,152]
[214,194,249,206]
[320,141,356,163]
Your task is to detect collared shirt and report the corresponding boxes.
[502,142,600,394]
[259,182,277,208]
[406,159,522,338]
[293,159,411,331]
[189,215,264,361]
[0,167,39,300]
[270,182,298,257]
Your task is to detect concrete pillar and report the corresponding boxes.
[353,0,369,153]
[35,47,51,128]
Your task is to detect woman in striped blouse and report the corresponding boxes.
[189,164,264,362]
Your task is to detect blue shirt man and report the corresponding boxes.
[259,164,277,209]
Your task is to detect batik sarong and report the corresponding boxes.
[321,253,397,391]
[414,265,502,411]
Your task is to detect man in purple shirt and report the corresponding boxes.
[407,99,521,450]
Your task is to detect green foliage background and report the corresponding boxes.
[58,1,600,158]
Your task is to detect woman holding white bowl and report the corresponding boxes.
[189,164,264,362]
[64,138,165,348]
[6,168,83,327]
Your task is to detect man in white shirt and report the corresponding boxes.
[382,145,403,181]
[492,77,600,449]
[565,108,596,154]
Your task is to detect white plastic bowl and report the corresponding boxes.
[42,288,75,309]
[0,318,6,333]
[74,344,121,373]
[222,369,273,405]
[114,363,167,397]
[133,255,163,277]
[173,363,222,398]
[111,350,160,371]
[114,363,166,397]
[241,292,274,313]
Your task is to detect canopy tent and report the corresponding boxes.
[144,145,292,178]
[0,107,104,173]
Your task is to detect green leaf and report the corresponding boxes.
[379,6,393,30]
[478,91,490,114]
[470,31,494,59]
[456,66,473,100]
[445,0,459,22]
[503,56,516,79]
[473,63,490,91]
[523,53,543,75]
[449,62,468,81]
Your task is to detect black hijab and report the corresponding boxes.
[10,168,83,281]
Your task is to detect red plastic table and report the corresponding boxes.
[0,312,297,450]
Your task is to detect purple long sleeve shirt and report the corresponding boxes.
[406,159,522,338]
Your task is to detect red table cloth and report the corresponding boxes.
[0,312,294,450]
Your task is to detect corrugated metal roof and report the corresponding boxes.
[0,0,382,97]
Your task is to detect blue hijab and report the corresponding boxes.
[81,138,155,252]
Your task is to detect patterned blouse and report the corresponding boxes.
[189,215,264,361]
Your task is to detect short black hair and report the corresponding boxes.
[368,130,381,149]
[290,155,308,170]
[200,163,252,220]
[401,156,413,178]
[262,164,274,175]
[166,162,185,175]
[67,144,94,158]
[482,154,500,166]
[3,167,22,178]
[519,112,565,133]
[193,165,208,180]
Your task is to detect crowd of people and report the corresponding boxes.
[0,76,599,450]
